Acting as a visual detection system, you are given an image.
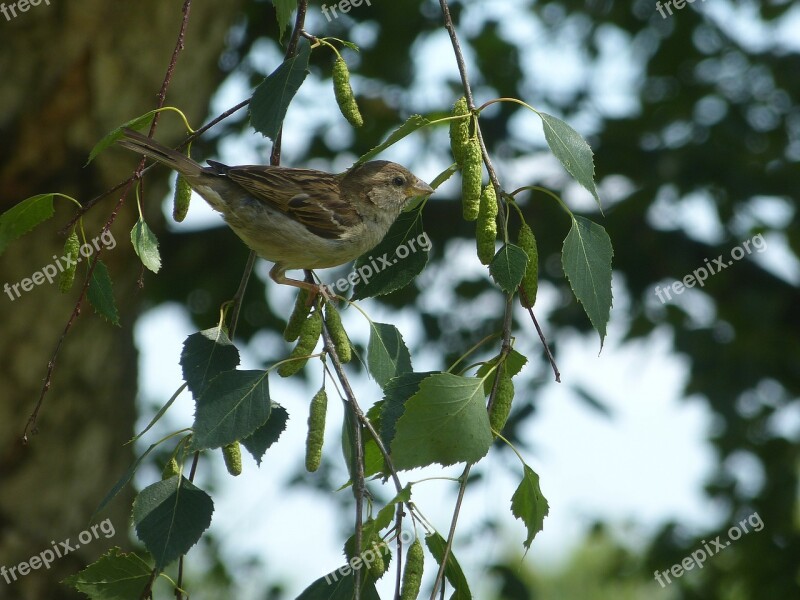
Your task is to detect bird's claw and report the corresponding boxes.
[305,283,334,307]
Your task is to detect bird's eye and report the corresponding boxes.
[392,176,406,187]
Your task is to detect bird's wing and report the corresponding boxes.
[221,166,363,240]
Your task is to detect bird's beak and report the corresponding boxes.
[408,180,435,197]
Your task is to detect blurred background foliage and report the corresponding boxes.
[2,0,798,598]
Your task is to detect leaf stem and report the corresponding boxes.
[508,185,573,217]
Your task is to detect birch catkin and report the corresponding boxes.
[400,538,424,600]
[305,387,328,472]
[59,231,80,293]
[324,303,351,363]
[333,57,364,128]
[161,458,179,480]
[518,223,539,308]
[489,369,514,435]
[284,289,311,342]
[461,140,482,221]
[476,184,498,264]
[449,96,470,167]
[222,441,243,476]
[173,174,192,222]
[279,308,322,377]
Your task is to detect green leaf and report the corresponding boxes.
[351,207,430,299]
[401,163,458,213]
[375,485,411,530]
[338,40,359,52]
[272,0,296,43]
[87,111,156,164]
[476,349,528,395]
[94,440,162,517]
[250,38,311,141]
[241,403,289,465]
[88,260,120,326]
[341,401,357,479]
[367,322,413,388]
[379,371,438,449]
[133,476,214,571]
[129,386,186,445]
[489,243,528,293]
[343,516,389,563]
[130,218,161,273]
[62,547,153,598]
[355,115,430,165]
[390,373,493,470]
[561,216,613,348]
[296,570,381,600]
[180,327,240,398]
[429,162,459,190]
[0,194,55,256]
[511,465,549,551]
[538,112,602,210]
[425,531,473,600]
[191,370,271,450]
[362,401,388,478]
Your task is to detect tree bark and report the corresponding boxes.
[0,1,243,597]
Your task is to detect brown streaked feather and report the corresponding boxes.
[286,195,363,239]
[220,166,364,239]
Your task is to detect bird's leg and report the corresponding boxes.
[270,265,330,305]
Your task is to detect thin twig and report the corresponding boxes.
[149,0,193,139]
[519,287,560,382]
[22,287,86,441]
[354,387,407,600]
[228,250,256,338]
[270,1,308,166]
[431,1,520,597]
[24,0,194,439]
[319,291,408,598]
[319,312,366,599]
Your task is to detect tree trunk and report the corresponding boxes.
[0,2,243,597]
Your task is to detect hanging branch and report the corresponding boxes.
[23,0,195,443]
[430,1,518,597]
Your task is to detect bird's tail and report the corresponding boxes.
[117,128,204,178]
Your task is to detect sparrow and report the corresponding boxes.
[117,128,434,294]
